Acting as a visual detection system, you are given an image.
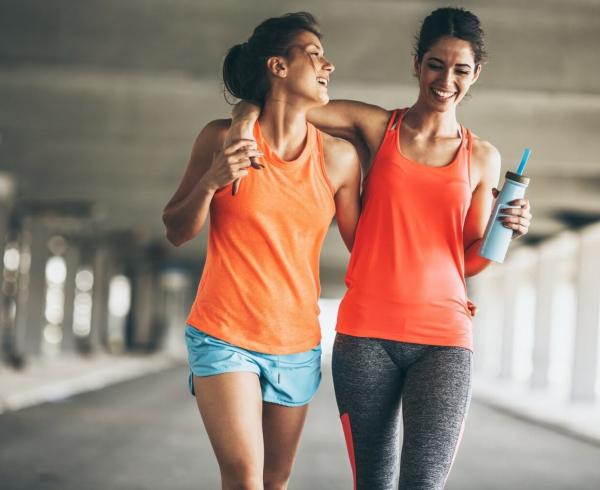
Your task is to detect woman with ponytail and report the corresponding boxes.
[162,12,361,490]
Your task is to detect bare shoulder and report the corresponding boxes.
[321,132,360,169]
[191,118,232,155]
[470,133,501,183]
[321,132,361,191]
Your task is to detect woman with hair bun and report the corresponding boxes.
[162,12,361,490]
[229,7,532,489]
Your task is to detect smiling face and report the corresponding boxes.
[268,30,335,106]
[414,35,481,112]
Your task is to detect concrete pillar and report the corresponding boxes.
[61,242,80,353]
[571,222,600,403]
[161,269,191,359]
[129,245,166,351]
[0,172,16,366]
[22,215,49,357]
[130,265,158,350]
[498,248,537,381]
[0,172,16,292]
[530,233,577,390]
[89,245,111,352]
[499,260,518,380]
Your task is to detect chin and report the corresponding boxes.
[427,98,455,113]
[310,93,329,106]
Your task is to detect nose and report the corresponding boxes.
[323,57,335,73]
[440,67,454,85]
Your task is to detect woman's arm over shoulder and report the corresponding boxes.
[308,100,391,155]
[322,133,362,252]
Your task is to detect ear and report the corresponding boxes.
[471,63,482,84]
[413,55,421,78]
[266,56,288,78]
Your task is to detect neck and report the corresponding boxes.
[259,96,310,160]
[404,99,460,138]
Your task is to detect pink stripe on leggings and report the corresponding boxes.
[340,413,357,490]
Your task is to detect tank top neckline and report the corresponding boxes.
[393,108,467,171]
[254,119,314,170]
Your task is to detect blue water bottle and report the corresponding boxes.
[479,149,531,263]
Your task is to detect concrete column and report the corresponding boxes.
[161,269,190,359]
[530,233,577,390]
[89,245,111,352]
[0,172,16,292]
[61,242,80,353]
[498,248,536,381]
[23,215,49,357]
[0,172,16,366]
[499,264,517,379]
[571,222,600,403]
[129,245,166,351]
[130,265,158,350]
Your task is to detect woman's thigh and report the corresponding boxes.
[193,372,264,483]
[262,402,309,488]
[332,334,404,490]
[399,347,472,490]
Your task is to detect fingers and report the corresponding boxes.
[222,139,258,155]
[227,146,263,162]
[466,299,478,317]
[507,198,531,210]
[232,178,240,196]
[500,214,530,237]
[500,207,533,221]
[230,168,249,196]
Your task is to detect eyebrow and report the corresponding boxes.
[305,43,324,53]
[428,57,472,68]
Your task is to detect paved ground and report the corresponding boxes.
[1,362,600,490]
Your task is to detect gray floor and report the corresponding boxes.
[1,363,599,490]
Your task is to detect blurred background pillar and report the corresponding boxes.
[570,223,600,402]
[0,172,16,366]
[531,241,561,390]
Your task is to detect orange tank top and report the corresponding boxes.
[336,108,473,350]
[187,121,336,354]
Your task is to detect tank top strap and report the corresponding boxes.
[459,125,474,187]
[386,108,408,132]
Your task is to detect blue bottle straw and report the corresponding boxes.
[516,148,531,175]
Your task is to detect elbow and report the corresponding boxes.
[165,228,186,247]
[162,211,189,247]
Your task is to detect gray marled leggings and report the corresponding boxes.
[332,333,472,490]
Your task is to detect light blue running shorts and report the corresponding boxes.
[185,325,322,407]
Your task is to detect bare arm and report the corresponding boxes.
[228,100,390,159]
[463,139,533,277]
[322,135,362,251]
[307,100,389,149]
[463,140,501,276]
[162,119,260,246]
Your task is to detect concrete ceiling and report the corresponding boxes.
[1,0,599,269]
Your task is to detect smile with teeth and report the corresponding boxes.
[317,77,328,86]
[431,87,455,99]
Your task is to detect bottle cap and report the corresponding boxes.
[506,171,530,185]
